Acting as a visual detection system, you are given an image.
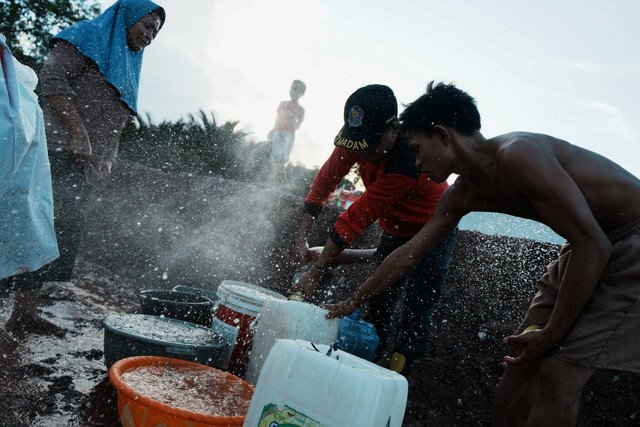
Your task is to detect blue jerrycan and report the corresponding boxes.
[336,307,380,361]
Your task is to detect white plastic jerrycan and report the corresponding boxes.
[244,299,338,385]
[243,338,408,427]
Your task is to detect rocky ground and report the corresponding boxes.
[1,163,638,426]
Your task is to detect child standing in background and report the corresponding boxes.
[268,79,306,185]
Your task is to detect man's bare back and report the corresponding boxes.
[325,81,640,427]
[445,131,640,235]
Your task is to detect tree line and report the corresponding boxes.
[1,0,326,197]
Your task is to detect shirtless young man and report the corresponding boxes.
[325,81,640,426]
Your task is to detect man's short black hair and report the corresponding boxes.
[399,81,481,136]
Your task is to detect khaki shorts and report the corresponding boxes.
[269,131,295,163]
[517,217,640,373]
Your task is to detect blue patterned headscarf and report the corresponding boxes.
[51,0,165,113]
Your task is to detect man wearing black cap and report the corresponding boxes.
[289,84,458,375]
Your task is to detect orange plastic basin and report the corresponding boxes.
[109,356,254,427]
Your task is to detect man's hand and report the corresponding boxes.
[322,297,358,319]
[68,130,91,166]
[101,159,113,175]
[294,243,322,266]
[307,246,323,263]
[502,328,558,364]
[46,95,92,166]
[288,266,320,297]
[293,238,310,266]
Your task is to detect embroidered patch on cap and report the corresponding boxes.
[348,105,364,127]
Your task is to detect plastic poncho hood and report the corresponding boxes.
[51,0,165,113]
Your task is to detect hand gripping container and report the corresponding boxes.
[243,339,408,427]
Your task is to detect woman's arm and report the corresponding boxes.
[45,95,91,165]
[40,42,91,165]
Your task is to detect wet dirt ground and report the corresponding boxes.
[0,261,138,426]
[1,161,638,426]
[1,231,638,426]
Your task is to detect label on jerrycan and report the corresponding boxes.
[257,403,324,427]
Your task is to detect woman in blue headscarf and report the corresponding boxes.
[3,0,165,338]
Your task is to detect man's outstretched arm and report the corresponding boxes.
[324,192,463,318]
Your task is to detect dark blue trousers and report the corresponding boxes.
[5,151,91,291]
[364,229,458,361]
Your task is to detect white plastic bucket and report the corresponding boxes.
[244,299,339,384]
[243,339,408,427]
[214,280,286,376]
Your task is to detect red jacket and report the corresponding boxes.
[304,136,448,248]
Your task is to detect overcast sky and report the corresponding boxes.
[100,0,640,177]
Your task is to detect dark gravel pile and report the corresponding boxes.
[2,163,637,426]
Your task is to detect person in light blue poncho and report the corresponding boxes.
[2,0,164,340]
[0,36,59,351]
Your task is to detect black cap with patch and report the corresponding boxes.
[334,84,397,152]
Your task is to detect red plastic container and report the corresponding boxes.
[213,280,285,377]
